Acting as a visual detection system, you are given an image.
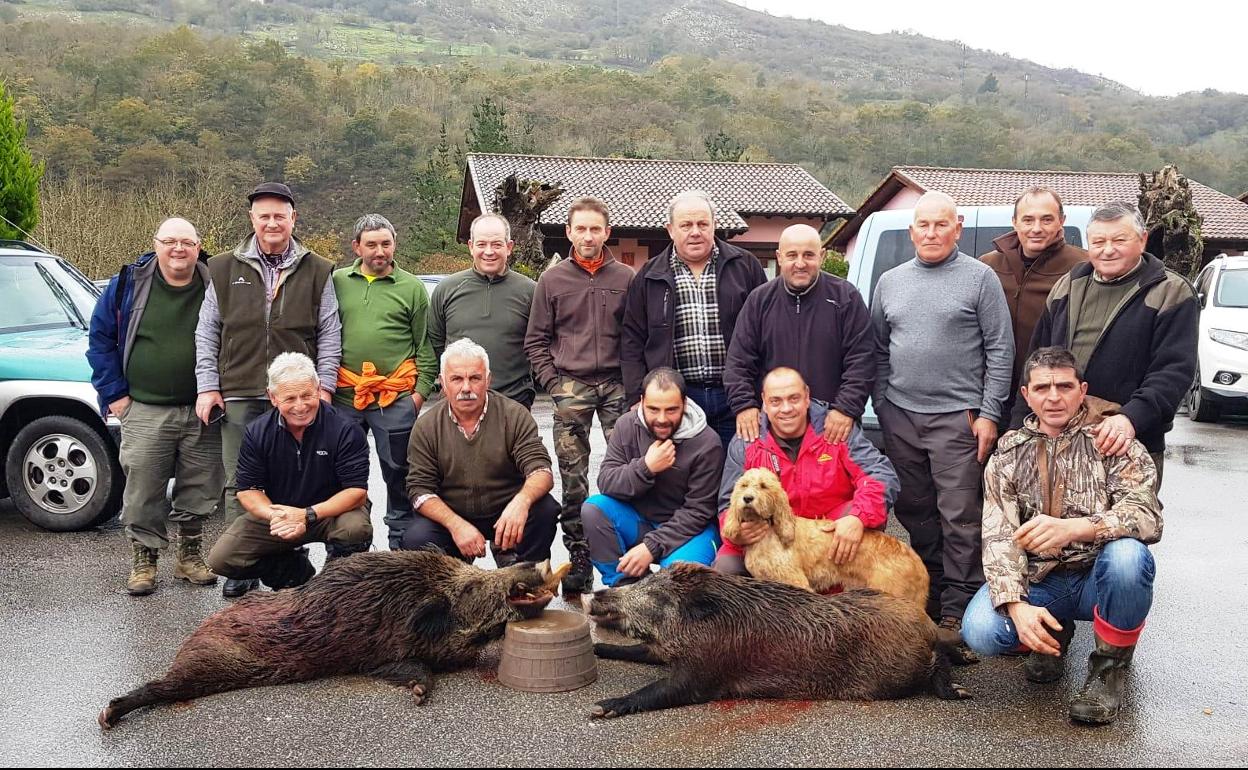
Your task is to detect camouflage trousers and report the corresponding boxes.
[551,377,627,558]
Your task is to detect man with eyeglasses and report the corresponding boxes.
[1025,201,1198,488]
[195,182,342,598]
[88,218,223,596]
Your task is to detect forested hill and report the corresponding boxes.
[4,0,1248,276]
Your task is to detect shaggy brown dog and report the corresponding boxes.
[589,564,970,718]
[722,468,929,605]
[98,551,569,728]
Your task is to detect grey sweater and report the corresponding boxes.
[871,251,1014,421]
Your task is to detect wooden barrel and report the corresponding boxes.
[497,610,598,693]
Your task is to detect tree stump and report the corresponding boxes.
[491,173,564,276]
[1138,165,1204,280]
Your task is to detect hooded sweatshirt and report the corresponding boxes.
[596,398,725,560]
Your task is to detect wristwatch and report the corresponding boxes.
[304,507,318,526]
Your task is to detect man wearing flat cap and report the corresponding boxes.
[195,182,344,598]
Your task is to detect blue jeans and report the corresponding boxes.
[686,384,734,449]
[962,538,1156,656]
[582,494,720,587]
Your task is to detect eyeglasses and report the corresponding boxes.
[155,238,200,250]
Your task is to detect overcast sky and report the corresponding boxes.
[729,0,1246,97]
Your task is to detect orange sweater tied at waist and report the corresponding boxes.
[337,359,418,410]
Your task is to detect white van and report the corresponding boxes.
[844,205,1093,433]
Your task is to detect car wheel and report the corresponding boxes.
[4,415,123,531]
[1188,373,1221,423]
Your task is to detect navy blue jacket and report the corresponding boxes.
[620,238,767,403]
[723,272,876,419]
[235,402,370,509]
[86,250,211,414]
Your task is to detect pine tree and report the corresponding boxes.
[465,97,512,153]
[0,81,43,241]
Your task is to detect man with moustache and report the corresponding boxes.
[725,223,875,445]
[206,353,372,590]
[333,214,438,549]
[978,187,1087,428]
[872,191,1013,656]
[581,367,724,587]
[429,214,537,408]
[402,338,558,565]
[195,182,342,597]
[525,197,634,593]
[621,190,767,447]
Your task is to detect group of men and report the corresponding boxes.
[87,179,1196,726]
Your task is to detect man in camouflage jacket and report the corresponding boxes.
[961,347,1162,725]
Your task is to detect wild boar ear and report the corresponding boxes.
[682,586,721,623]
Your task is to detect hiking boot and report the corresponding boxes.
[127,542,159,596]
[1069,633,1135,724]
[562,547,595,596]
[260,548,316,591]
[938,615,980,665]
[222,577,260,598]
[1024,619,1075,684]
[173,528,217,585]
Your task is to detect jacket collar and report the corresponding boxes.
[991,230,1069,267]
[646,237,742,280]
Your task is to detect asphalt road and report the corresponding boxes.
[1,398,1245,767]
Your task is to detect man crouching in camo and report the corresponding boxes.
[961,346,1162,725]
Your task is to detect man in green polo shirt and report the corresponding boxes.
[333,214,438,549]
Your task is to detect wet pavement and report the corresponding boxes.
[1,397,1246,766]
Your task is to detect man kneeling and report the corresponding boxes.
[962,347,1162,724]
[207,353,372,589]
[583,368,724,587]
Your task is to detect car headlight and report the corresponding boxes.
[1209,328,1248,351]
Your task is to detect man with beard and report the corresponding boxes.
[402,338,559,565]
[581,367,724,587]
[333,214,438,549]
[525,197,634,594]
[725,223,875,444]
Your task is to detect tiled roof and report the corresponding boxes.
[464,153,854,233]
[891,166,1248,241]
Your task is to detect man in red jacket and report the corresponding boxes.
[713,367,899,575]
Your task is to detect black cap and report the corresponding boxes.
[247,182,295,206]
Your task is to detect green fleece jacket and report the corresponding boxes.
[333,261,438,405]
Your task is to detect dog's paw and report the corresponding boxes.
[951,682,972,700]
[410,683,428,706]
[97,707,116,730]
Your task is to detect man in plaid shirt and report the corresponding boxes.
[621,190,767,447]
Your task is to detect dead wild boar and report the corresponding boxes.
[589,563,969,718]
[99,550,569,728]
